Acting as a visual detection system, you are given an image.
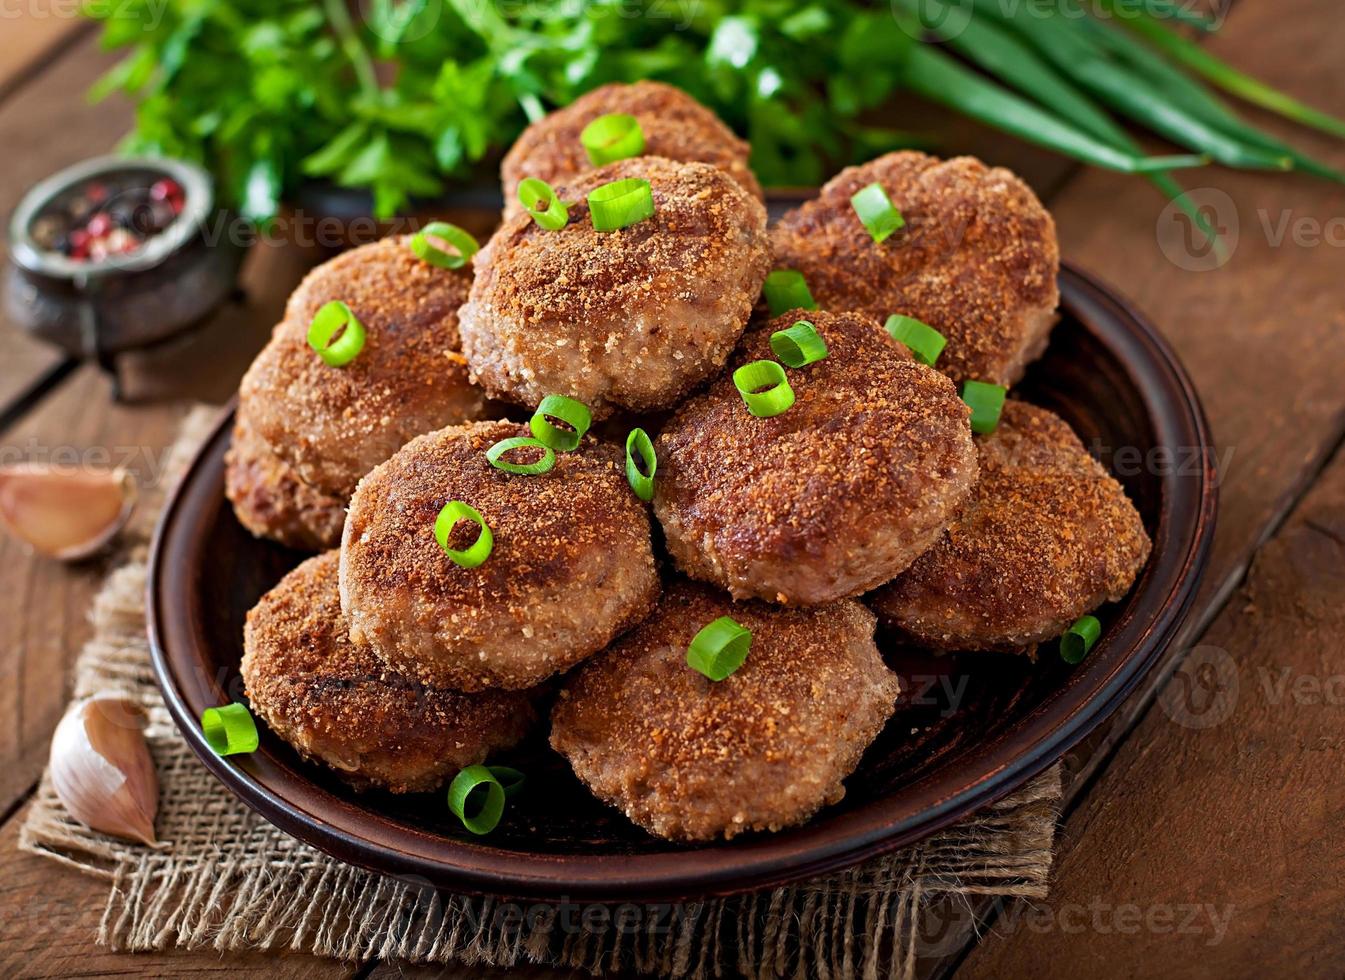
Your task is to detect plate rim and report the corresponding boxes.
[147,261,1217,902]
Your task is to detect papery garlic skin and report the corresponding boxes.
[49,694,159,845]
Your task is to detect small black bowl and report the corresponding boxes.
[4,155,247,362]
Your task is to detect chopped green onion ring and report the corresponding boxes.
[580,112,646,166]
[1060,615,1102,665]
[770,320,829,368]
[201,702,259,756]
[530,395,592,451]
[733,360,795,418]
[410,221,479,269]
[306,300,366,367]
[487,765,526,798]
[518,177,570,231]
[447,765,506,835]
[625,427,657,501]
[960,381,1008,435]
[434,501,493,568]
[588,177,654,231]
[884,314,946,367]
[763,269,818,318]
[486,436,556,476]
[850,182,906,244]
[687,616,752,681]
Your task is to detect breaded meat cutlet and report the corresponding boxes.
[459,157,770,418]
[242,552,535,793]
[653,309,978,605]
[771,152,1060,386]
[340,420,660,692]
[240,235,488,498]
[225,405,345,551]
[500,81,762,218]
[551,580,899,842]
[869,401,1151,653]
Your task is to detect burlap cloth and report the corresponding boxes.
[20,407,1062,978]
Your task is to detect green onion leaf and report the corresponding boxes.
[580,112,647,166]
[733,360,795,418]
[518,177,570,231]
[850,181,905,243]
[1060,614,1102,665]
[587,177,654,231]
[884,314,947,367]
[763,269,817,317]
[770,320,829,368]
[433,501,493,568]
[529,395,592,451]
[625,427,657,501]
[485,436,556,476]
[486,765,526,799]
[201,702,259,756]
[447,765,506,835]
[410,221,479,269]
[960,381,1008,435]
[306,301,366,368]
[687,616,752,681]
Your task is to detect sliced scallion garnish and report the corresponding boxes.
[201,702,259,756]
[409,221,479,269]
[1060,615,1102,665]
[529,395,592,451]
[687,616,752,681]
[960,380,1008,434]
[447,765,506,835]
[433,501,493,568]
[486,765,526,799]
[306,300,366,367]
[770,320,828,368]
[588,177,654,231]
[733,360,795,418]
[485,436,556,476]
[580,112,646,166]
[884,314,946,367]
[625,427,657,501]
[518,177,570,231]
[763,269,817,318]
[850,181,905,243]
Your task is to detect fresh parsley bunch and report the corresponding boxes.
[87,0,1344,227]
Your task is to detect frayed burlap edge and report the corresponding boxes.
[20,406,1062,979]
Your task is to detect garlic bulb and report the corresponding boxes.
[49,694,159,845]
[0,463,137,561]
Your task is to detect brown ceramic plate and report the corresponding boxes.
[148,261,1216,903]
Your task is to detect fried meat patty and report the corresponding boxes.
[771,152,1060,386]
[340,420,660,691]
[551,580,898,841]
[868,401,1151,652]
[653,309,978,604]
[242,552,535,793]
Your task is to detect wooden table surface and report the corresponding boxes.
[2,3,1342,977]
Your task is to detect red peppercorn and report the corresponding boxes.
[150,178,183,203]
[85,182,108,204]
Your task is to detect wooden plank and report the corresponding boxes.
[943,0,1345,974]
[0,8,87,100]
[0,232,312,816]
[956,435,1345,977]
[0,802,356,978]
[0,32,128,411]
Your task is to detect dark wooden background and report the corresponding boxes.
[1,2,1342,976]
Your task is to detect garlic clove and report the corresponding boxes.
[0,463,137,561]
[49,694,159,845]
